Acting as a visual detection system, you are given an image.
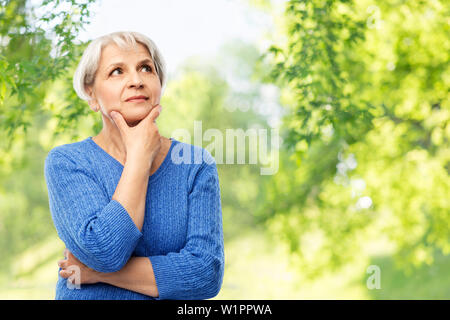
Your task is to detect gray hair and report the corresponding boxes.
[73,31,167,101]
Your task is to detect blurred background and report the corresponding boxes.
[0,0,449,299]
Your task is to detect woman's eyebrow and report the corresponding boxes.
[106,62,125,70]
[137,58,154,66]
[106,59,154,70]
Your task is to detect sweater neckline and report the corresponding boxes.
[86,136,176,182]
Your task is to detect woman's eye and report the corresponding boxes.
[142,65,152,72]
[110,68,122,76]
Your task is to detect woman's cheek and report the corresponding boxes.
[150,81,162,103]
[102,86,124,111]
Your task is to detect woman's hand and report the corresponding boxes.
[110,104,162,166]
[58,249,101,285]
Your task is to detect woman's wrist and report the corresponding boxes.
[96,270,111,284]
[125,153,153,175]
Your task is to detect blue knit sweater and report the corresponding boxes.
[44,136,224,300]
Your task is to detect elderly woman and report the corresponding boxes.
[44,31,224,300]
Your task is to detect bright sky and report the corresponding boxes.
[77,0,274,74]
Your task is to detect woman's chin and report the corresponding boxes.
[125,116,144,127]
[124,110,151,127]
[127,120,142,127]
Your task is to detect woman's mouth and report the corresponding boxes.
[126,95,149,103]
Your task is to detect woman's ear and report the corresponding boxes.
[88,99,100,112]
[85,86,99,112]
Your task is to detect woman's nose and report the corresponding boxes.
[128,72,144,88]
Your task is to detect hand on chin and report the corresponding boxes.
[127,119,142,127]
[124,111,149,127]
[119,106,155,127]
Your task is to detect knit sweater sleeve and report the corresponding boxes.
[150,157,225,300]
[44,150,143,273]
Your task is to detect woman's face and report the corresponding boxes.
[87,42,161,127]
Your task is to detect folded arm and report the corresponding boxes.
[59,252,159,297]
[45,150,144,273]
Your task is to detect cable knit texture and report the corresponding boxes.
[44,136,224,300]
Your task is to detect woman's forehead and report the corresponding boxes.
[100,42,152,66]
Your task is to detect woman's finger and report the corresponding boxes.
[57,259,67,268]
[147,104,162,123]
[59,269,73,278]
[110,111,128,133]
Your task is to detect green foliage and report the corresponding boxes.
[366,249,450,299]
[0,0,96,276]
[0,0,96,151]
[266,0,373,150]
[261,0,450,277]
